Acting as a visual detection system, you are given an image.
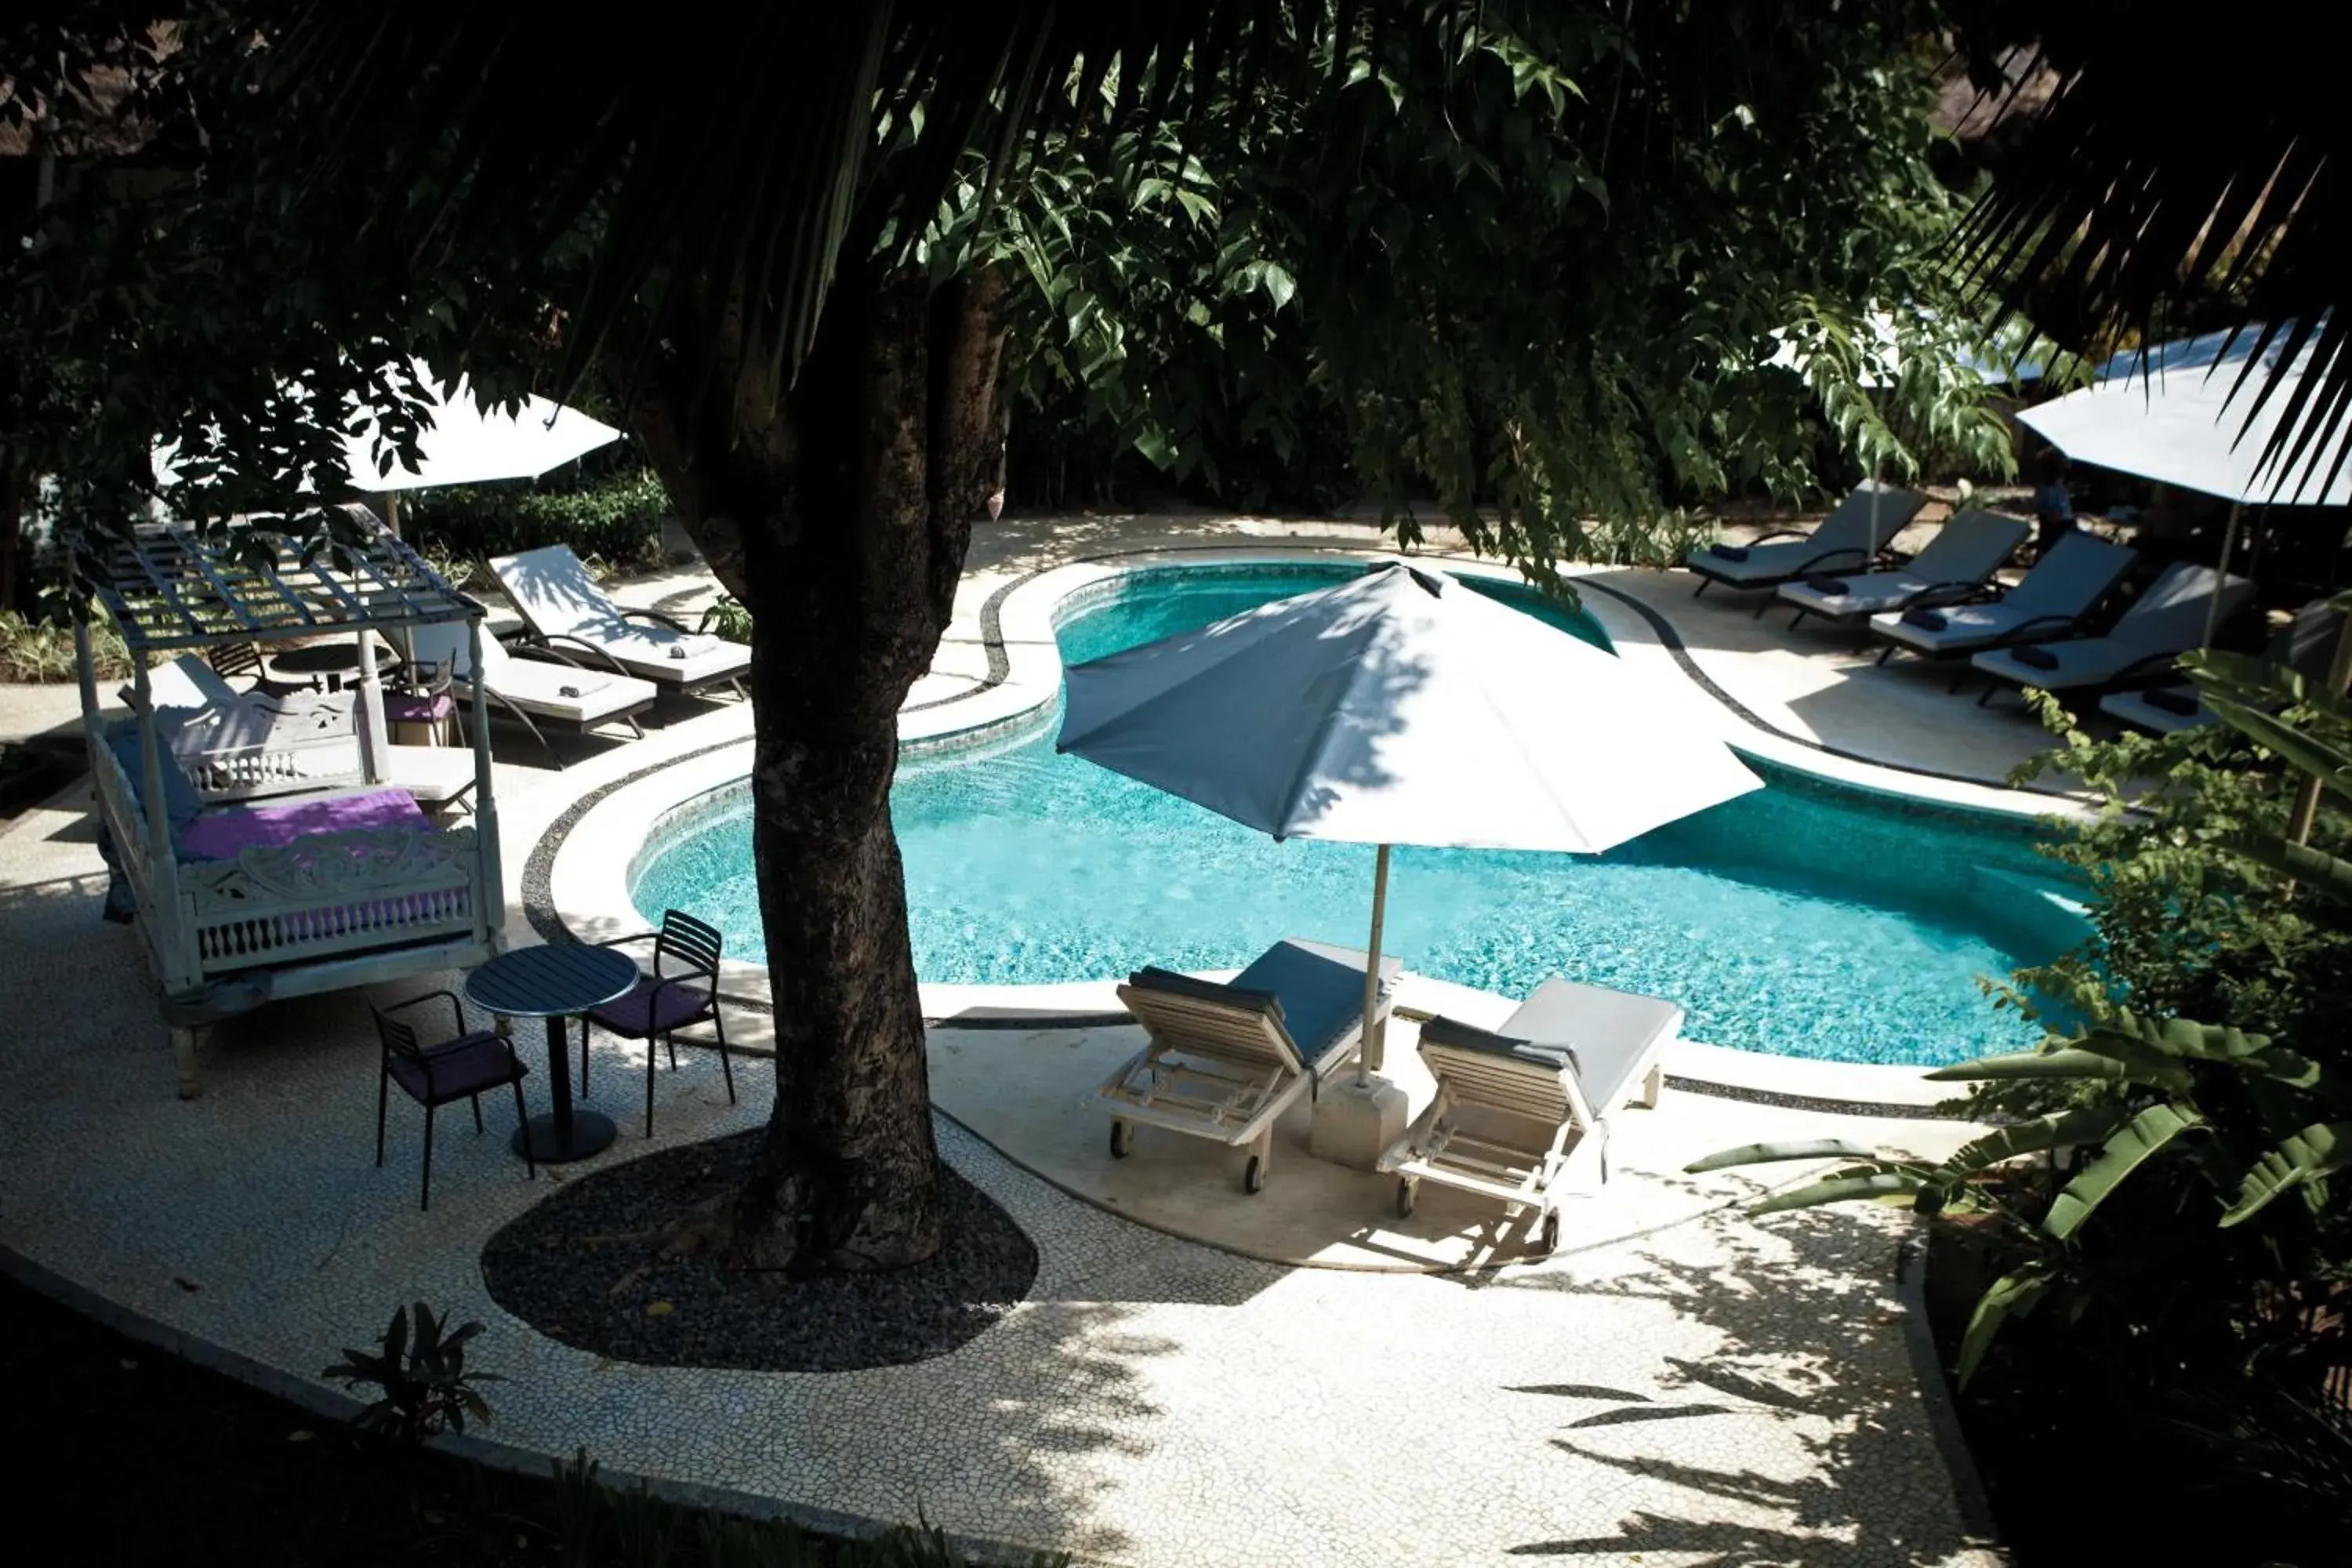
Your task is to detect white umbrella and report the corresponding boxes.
[154,360,622,532]
[343,361,622,532]
[2018,326,2348,644]
[2018,327,2349,508]
[1058,561,1763,1080]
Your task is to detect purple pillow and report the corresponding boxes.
[2010,644,2060,670]
[1802,573,1850,594]
[1707,543,1749,561]
[1901,608,1948,630]
[2147,687,2201,717]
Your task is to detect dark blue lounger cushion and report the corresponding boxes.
[106,730,202,832]
[2009,644,2060,670]
[1129,941,1386,1062]
[1707,543,1749,561]
[1417,1015,1578,1075]
[1801,574,1850,594]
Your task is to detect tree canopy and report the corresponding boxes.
[4,1,2026,1271]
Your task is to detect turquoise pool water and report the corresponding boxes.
[633,564,2078,1065]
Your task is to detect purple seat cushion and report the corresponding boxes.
[179,788,429,862]
[387,1033,527,1103]
[2146,686,2202,717]
[1801,573,1850,594]
[1707,543,1749,561]
[587,975,713,1036]
[384,691,455,724]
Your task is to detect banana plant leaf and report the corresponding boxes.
[2044,1103,2207,1240]
[2225,829,2352,906]
[1939,1105,2135,1181]
[1956,1263,2053,1386]
[1750,1170,1924,1216]
[2201,695,2352,800]
[1927,1047,2191,1094]
[1683,1138,1878,1174]
[2223,1122,2352,1227]
[2185,649,2352,728]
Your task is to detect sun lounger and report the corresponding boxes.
[407,619,656,766]
[1381,978,1680,1252]
[1867,530,2138,669]
[2100,599,2347,735]
[120,652,240,717]
[489,545,749,698]
[1777,510,2030,630]
[1684,481,1928,603]
[1105,937,1400,1193]
[384,744,479,812]
[1969,562,2253,706]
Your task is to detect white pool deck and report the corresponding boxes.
[0,507,2091,1566]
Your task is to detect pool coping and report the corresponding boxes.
[531,545,2091,1119]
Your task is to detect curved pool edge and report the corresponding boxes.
[535,543,2075,1118]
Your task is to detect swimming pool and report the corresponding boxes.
[632,562,2081,1065]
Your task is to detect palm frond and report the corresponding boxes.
[259,0,1355,401]
[1954,12,2352,502]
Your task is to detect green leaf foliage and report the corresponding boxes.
[1749,1171,1926,1216]
[2042,1104,2206,1240]
[1682,1138,1878,1174]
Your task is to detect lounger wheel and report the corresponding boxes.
[1109,1119,1134,1159]
[1243,1154,1265,1194]
[1396,1178,1417,1218]
[1538,1210,1561,1254]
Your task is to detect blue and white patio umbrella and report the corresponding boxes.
[1058,561,1763,1076]
[2019,325,2350,644]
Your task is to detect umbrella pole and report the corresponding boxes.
[2202,502,2243,648]
[1358,843,1392,1083]
[2286,610,2352,851]
[383,492,401,539]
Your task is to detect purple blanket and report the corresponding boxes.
[180,788,430,862]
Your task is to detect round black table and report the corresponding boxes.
[266,640,403,691]
[463,943,641,1163]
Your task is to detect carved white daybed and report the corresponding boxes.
[68,515,507,1096]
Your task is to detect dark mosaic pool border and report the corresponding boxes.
[524,544,2085,1122]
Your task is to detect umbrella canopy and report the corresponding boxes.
[343,361,622,492]
[154,360,622,498]
[1060,561,1762,855]
[2016,327,2350,506]
[1059,561,1762,1083]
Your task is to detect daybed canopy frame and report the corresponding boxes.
[67,509,507,1097]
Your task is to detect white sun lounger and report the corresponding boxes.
[1684,481,1928,601]
[2100,599,2347,735]
[1777,510,2030,630]
[1383,978,1681,1252]
[1867,530,2140,669]
[489,544,750,697]
[119,652,240,717]
[408,619,656,765]
[1969,562,2254,705]
[1105,937,1400,1193]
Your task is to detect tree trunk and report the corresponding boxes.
[626,268,1008,1274]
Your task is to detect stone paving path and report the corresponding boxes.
[0,511,2013,1566]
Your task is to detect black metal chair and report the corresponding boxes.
[578,909,735,1138]
[371,991,535,1210]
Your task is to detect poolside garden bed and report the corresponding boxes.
[1925,1214,2348,1567]
[0,1272,1058,1566]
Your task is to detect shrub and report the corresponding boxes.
[0,609,132,684]
[398,466,673,575]
[321,1301,499,1448]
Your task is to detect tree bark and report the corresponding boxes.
[624,267,1008,1273]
